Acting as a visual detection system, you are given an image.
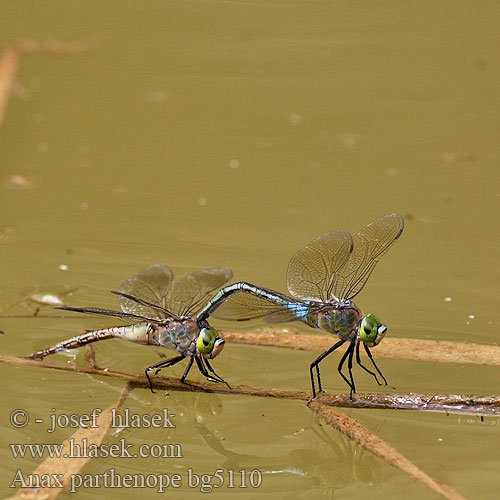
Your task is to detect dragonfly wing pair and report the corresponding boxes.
[31,264,233,393]
[117,264,233,320]
[208,213,404,323]
[287,212,404,302]
[210,286,307,324]
[60,264,232,323]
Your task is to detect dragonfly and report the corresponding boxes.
[28,264,233,392]
[198,213,404,399]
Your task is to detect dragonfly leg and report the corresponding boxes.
[315,364,321,394]
[194,356,224,385]
[145,355,185,393]
[363,343,387,386]
[178,357,212,392]
[309,339,345,399]
[355,341,381,385]
[346,343,356,400]
[337,342,356,399]
[204,358,231,389]
[180,356,194,383]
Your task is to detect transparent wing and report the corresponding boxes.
[333,213,404,300]
[287,229,353,301]
[212,290,309,324]
[118,264,174,319]
[110,290,179,321]
[169,267,233,317]
[55,306,163,323]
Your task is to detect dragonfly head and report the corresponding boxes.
[197,327,225,359]
[359,313,387,347]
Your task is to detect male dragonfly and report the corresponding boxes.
[28,264,233,392]
[198,213,404,399]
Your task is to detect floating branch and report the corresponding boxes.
[5,383,133,500]
[311,391,500,416]
[1,353,499,415]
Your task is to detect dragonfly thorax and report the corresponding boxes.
[304,300,362,341]
[157,319,200,355]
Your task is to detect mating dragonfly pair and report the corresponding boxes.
[29,213,404,399]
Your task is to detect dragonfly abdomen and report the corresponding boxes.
[28,328,116,359]
[27,323,157,360]
[121,323,161,345]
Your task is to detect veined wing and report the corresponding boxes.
[211,287,309,324]
[118,264,174,319]
[333,213,404,300]
[287,229,353,302]
[169,267,233,317]
[111,290,180,320]
[55,306,164,323]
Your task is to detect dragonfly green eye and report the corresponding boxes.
[197,327,225,358]
[359,313,386,347]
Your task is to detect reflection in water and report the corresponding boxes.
[97,392,381,497]
[196,408,382,498]
[175,395,381,497]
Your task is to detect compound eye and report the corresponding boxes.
[360,314,380,344]
[197,327,218,355]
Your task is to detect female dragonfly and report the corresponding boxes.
[198,213,404,399]
[28,264,233,392]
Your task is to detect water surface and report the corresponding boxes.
[1,1,499,498]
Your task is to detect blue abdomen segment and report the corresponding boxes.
[287,302,309,319]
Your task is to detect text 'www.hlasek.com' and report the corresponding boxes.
[9,407,263,493]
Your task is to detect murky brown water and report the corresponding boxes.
[1,1,499,498]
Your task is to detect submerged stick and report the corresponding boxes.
[6,383,133,499]
[221,329,500,366]
[309,401,468,500]
[0,45,20,127]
